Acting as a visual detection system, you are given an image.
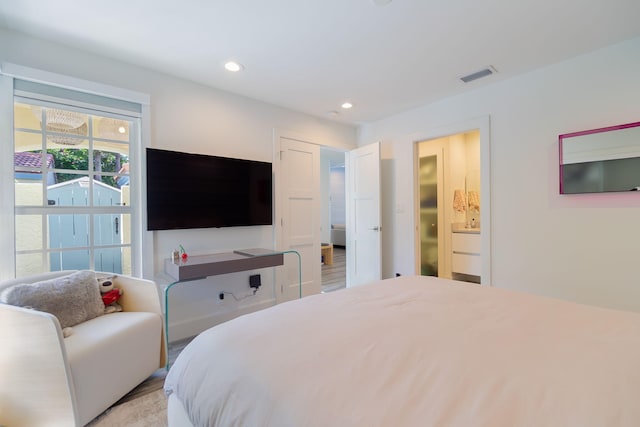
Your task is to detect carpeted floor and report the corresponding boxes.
[87,336,194,426]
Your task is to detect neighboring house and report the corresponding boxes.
[14,152,56,185]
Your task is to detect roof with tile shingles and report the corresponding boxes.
[14,152,55,169]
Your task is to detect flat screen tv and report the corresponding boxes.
[146,148,273,230]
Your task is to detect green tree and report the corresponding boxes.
[48,149,127,187]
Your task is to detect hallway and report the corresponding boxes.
[321,246,345,293]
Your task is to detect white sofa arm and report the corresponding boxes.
[110,274,167,368]
[0,304,79,427]
[113,275,161,314]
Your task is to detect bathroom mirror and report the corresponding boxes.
[559,121,640,194]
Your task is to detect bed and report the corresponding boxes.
[164,275,640,426]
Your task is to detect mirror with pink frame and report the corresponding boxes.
[559,121,640,194]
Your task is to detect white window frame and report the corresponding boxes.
[0,63,151,281]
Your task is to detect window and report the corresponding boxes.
[11,80,141,278]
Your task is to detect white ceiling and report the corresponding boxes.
[1,0,639,125]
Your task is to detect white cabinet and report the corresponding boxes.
[451,232,481,277]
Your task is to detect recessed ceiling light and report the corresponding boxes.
[117,126,126,134]
[341,102,353,109]
[224,61,243,72]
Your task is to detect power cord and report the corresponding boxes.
[219,288,258,302]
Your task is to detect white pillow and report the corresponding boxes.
[0,270,104,329]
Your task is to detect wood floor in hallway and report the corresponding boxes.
[321,246,346,293]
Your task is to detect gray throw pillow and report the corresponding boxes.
[0,270,104,329]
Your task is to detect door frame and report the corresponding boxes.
[411,116,492,285]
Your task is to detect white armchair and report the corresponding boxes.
[0,271,166,427]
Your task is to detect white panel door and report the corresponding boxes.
[347,142,381,287]
[277,136,321,302]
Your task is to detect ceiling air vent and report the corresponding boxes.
[460,66,497,83]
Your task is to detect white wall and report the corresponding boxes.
[320,153,331,244]
[359,36,640,312]
[320,148,347,245]
[0,28,357,340]
[330,168,346,226]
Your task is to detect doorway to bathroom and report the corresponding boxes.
[413,116,491,285]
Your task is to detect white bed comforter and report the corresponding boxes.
[164,276,640,427]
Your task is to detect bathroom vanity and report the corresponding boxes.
[451,224,481,283]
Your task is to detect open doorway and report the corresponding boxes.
[321,148,347,292]
[412,116,491,285]
[416,130,480,283]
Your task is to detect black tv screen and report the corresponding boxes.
[146,148,272,230]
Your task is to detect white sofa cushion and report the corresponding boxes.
[65,311,162,425]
